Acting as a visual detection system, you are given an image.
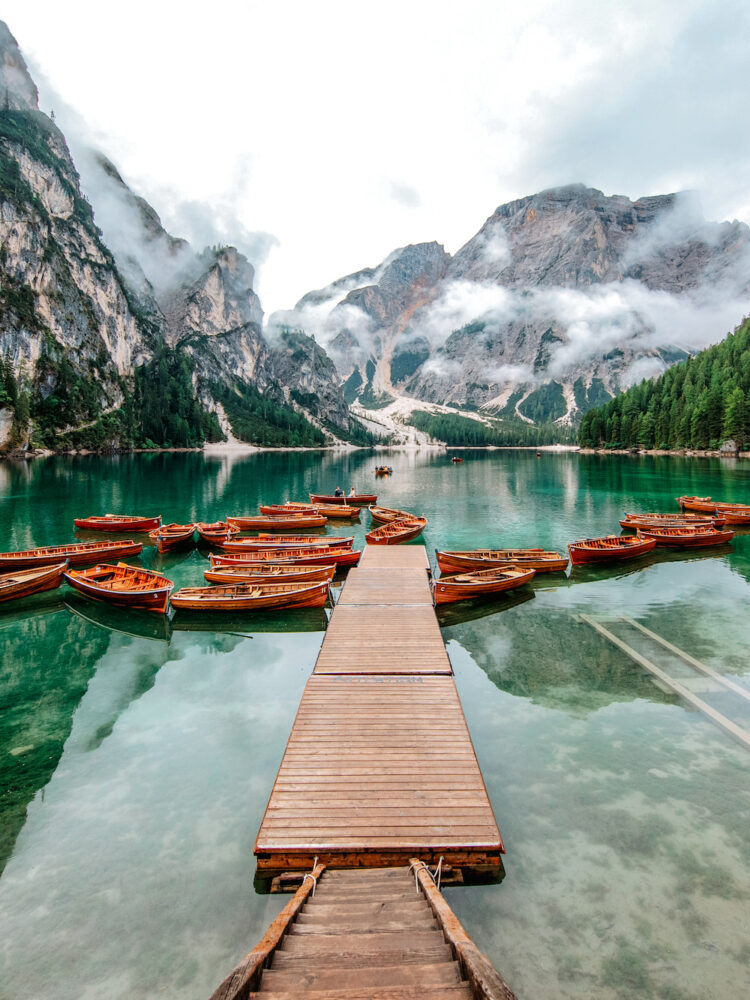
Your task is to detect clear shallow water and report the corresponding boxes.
[1,450,749,999]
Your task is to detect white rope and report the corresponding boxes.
[410,857,445,893]
[302,856,319,897]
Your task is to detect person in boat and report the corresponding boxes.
[334,486,343,497]
[348,486,356,497]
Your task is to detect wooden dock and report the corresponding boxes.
[254,544,503,874]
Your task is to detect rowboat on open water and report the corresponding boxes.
[365,517,427,545]
[0,539,142,570]
[204,563,336,585]
[0,561,68,603]
[64,562,174,613]
[210,546,361,568]
[149,523,196,553]
[568,535,656,565]
[368,505,415,524]
[637,526,734,547]
[227,514,327,530]
[436,549,568,573]
[195,521,239,545]
[170,580,330,611]
[620,512,725,530]
[432,566,535,605]
[310,493,377,505]
[74,514,161,532]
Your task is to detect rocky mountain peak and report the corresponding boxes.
[0,22,37,111]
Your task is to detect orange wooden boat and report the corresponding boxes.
[365,517,427,545]
[170,580,330,611]
[432,566,535,605]
[368,505,415,524]
[568,535,656,565]
[436,549,568,573]
[222,537,352,552]
[64,562,174,613]
[620,512,724,530]
[148,523,196,553]
[227,514,327,530]
[637,526,734,547]
[711,509,750,526]
[0,561,68,603]
[259,502,360,519]
[0,539,142,570]
[451,457,463,463]
[310,493,377,505]
[204,564,335,585]
[195,521,239,545]
[677,496,750,514]
[211,547,361,568]
[74,514,161,532]
[254,534,354,547]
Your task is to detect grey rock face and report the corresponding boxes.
[0,22,37,111]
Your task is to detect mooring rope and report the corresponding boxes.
[302,856,319,896]
[410,856,445,892]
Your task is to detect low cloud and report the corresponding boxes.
[388,181,421,208]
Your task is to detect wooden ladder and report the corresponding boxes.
[211,864,517,1000]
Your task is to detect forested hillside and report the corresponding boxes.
[579,318,750,450]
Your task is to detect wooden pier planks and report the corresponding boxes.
[254,675,503,868]
[255,544,503,873]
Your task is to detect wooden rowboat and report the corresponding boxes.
[637,526,734,547]
[170,580,330,611]
[310,493,377,505]
[436,549,568,573]
[210,547,361,568]
[432,566,535,605]
[620,512,724,530]
[222,537,352,552]
[148,523,196,553]
[254,534,354,547]
[64,562,173,613]
[195,521,239,545]
[0,539,142,570]
[365,517,427,545]
[259,502,360,519]
[227,514,327,530]
[74,514,161,532]
[677,496,750,514]
[711,509,750,526]
[568,535,656,565]
[204,564,336,585]
[0,561,68,604]
[368,505,415,524]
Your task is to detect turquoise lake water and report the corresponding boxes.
[0,449,749,999]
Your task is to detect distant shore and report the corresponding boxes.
[578,447,749,458]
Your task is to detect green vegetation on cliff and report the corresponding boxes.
[407,410,575,446]
[210,379,325,447]
[579,318,750,450]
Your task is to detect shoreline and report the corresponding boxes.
[578,447,749,458]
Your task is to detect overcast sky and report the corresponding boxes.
[4,0,750,314]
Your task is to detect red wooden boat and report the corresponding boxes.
[451,457,463,463]
[0,561,68,603]
[260,502,360,519]
[170,579,330,611]
[677,496,750,515]
[310,493,377,505]
[436,549,568,573]
[368,505,415,524]
[64,562,174,613]
[195,521,239,545]
[210,546,361,568]
[204,564,336,585]
[0,539,142,570]
[711,509,750,526]
[148,523,196,553]
[568,535,656,565]
[365,517,427,545]
[254,534,354,547]
[74,514,162,532]
[221,537,352,552]
[637,526,734,547]
[227,514,327,530]
[620,512,724,531]
[432,566,535,605]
